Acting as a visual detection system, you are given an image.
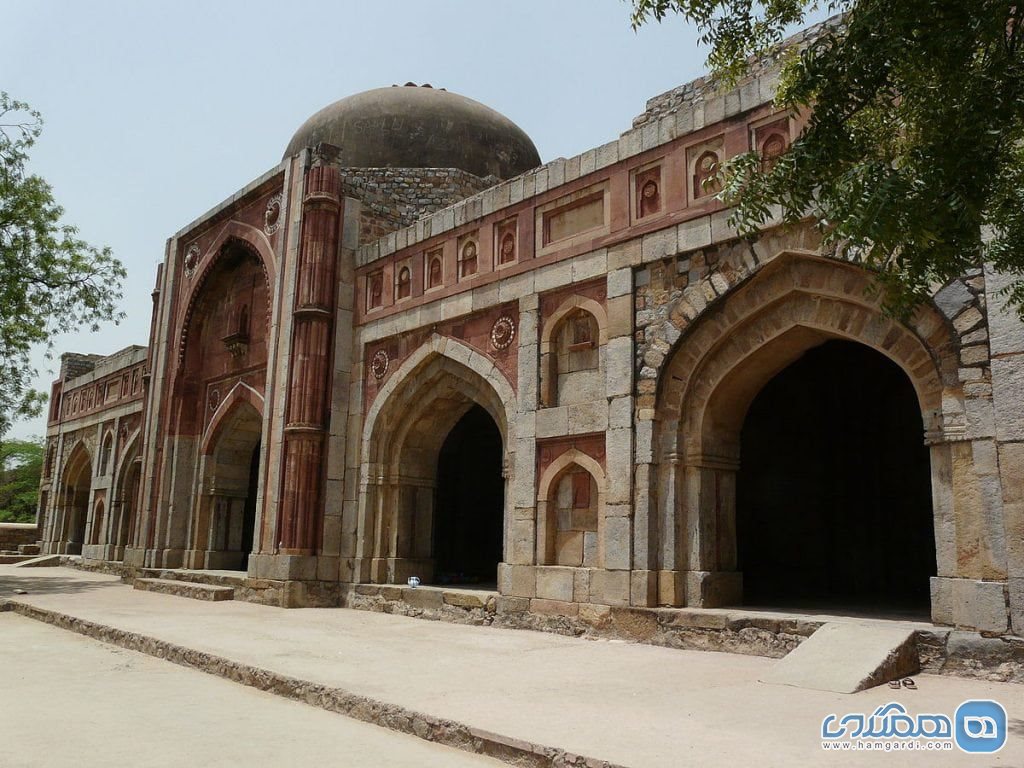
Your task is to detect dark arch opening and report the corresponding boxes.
[63,453,92,555]
[736,340,935,614]
[240,440,260,562]
[433,405,504,585]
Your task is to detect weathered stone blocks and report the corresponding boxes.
[931,576,1009,634]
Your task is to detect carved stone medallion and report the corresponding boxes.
[184,245,201,278]
[371,349,390,380]
[490,316,516,350]
[264,194,283,235]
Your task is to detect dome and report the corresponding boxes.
[283,84,541,180]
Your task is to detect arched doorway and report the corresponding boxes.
[60,445,92,555]
[357,339,516,586]
[192,401,262,570]
[165,234,271,568]
[736,340,935,613]
[433,405,504,584]
[653,254,961,616]
[112,455,141,561]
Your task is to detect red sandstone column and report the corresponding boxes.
[278,164,341,554]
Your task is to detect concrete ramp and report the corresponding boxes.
[760,622,919,693]
[11,555,62,568]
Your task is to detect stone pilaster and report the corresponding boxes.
[278,164,342,556]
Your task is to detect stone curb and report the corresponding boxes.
[0,598,627,768]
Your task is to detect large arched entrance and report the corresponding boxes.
[433,404,504,584]
[653,254,962,618]
[190,400,262,570]
[59,445,92,555]
[736,340,935,613]
[162,233,271,569]
[357,339,516,586]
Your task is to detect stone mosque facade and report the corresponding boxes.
[35,51,1024,637]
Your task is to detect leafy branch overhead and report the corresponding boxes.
[0,92,125,436]
[631,1,1024,317]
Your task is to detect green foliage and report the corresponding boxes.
[0,437,44,523]
[0,92,125,436]
[631,1,1024,316]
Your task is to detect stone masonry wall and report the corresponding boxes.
[0,524,39,551]
[631,17,837,129]
[631,228,991,412]
[341,167,497,245]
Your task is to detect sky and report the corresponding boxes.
[1,0,715,440]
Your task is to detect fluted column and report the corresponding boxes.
[278,164,341,554]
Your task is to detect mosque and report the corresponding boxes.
[33,42,1024,640]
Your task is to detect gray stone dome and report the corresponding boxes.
[283,84,541,180]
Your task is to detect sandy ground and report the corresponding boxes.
[2,565,1023,767]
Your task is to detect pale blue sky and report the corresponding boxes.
[3,0,713,439]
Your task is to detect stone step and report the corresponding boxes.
[138,568,247,588]
[18,544,41,555]
[759,621,919,693]
[133,578,235,602]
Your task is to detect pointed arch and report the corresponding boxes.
[177,227,275,366]
[539,295,609,351]
[536,449,607,567]
[362,334,517,455]
[111,428,142,556]
[201,381,265,455]
[99,429,115,476]
[111,428,142,493]
[91,499,106,545]
[648,251,966,611]
[539,295,608,408]
[356,335,518,585]
[55,439,94,554]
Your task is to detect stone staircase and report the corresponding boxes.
[131,568,246,602]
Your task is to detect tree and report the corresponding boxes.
[631,1,1024,316]
[0,437,44,523]
[0,93,125,436]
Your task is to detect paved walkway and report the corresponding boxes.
[2,565,1023,767]
[0,612,503,768]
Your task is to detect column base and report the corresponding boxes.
[931,576,1009,634]
[123,547,146,567]
[184,548,248,571]
[152,548,186,569]
[685,570,743,608]
[80,544,109,561]
[248,552,318,581]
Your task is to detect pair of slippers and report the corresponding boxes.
[888,678,917,690]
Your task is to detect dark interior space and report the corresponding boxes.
[238,441,260,568]
[736,340,935,614]
[433,405,504,584]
